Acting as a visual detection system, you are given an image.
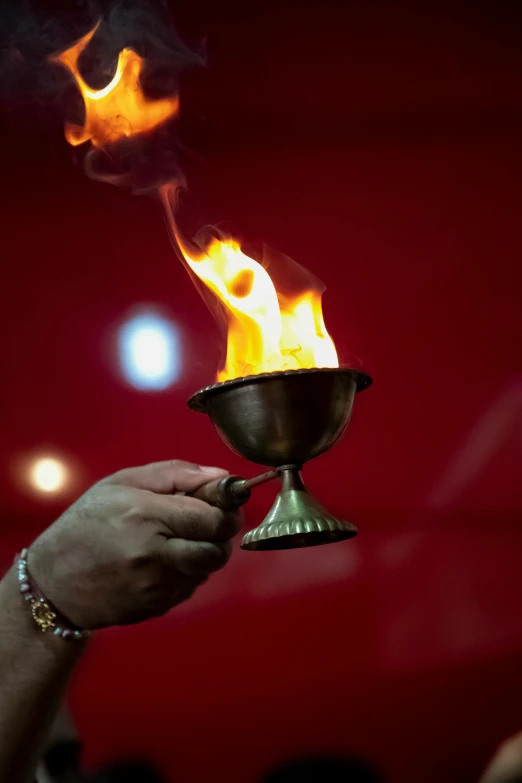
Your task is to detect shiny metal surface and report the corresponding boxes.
[240,468,358,550]
[188,368,371,467]
[188,367,372,551]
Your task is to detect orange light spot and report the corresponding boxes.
[229,269,255,299]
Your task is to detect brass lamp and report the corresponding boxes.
[189,367,372,551]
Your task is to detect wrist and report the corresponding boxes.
[17,550,91,642]
[2,564,38,635]
[1,565,90,655]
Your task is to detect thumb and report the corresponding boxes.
[107,460,229,494]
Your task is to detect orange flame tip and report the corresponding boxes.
[51,22,179,148]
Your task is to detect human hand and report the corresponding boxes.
[27,460,241,630]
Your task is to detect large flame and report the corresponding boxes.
[53,26,339,383]
[160,189,338,382]
[51,23,179,147]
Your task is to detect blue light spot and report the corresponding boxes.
[119,313,181,390]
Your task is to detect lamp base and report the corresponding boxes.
[240,468,358,551]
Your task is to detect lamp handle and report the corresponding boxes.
[190,469,281,509]
[190,475,250,509]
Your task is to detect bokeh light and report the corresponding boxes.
[119,313,181,390]
[30,457,67,493]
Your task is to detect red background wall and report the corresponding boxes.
[1,2,522,781]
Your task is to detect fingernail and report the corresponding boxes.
[200,465,226,473]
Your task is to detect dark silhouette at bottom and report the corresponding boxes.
[259,756,383,783]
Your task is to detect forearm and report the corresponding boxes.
[0,459,239,781]
[0,566,87,783]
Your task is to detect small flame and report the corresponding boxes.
[51,23,179,147]
[161,189,338,382]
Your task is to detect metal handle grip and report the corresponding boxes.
[189,469,281,509]
[190,475,251,510]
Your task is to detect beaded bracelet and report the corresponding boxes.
[16,549,90,641]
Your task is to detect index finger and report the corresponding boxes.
[105,460,229,495]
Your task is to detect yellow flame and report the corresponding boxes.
[166,219,338,382]
[51,23,179,147]
[51,27,338,384]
